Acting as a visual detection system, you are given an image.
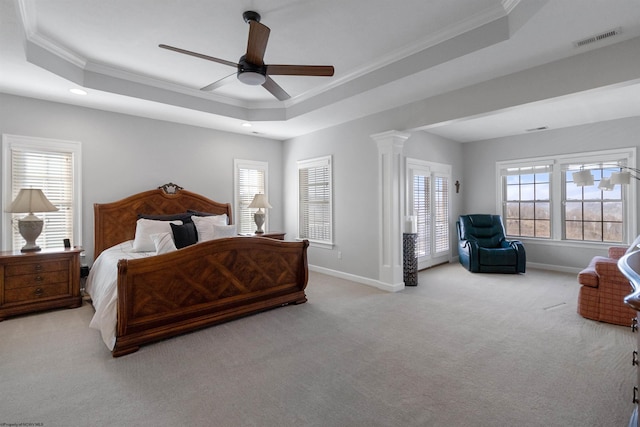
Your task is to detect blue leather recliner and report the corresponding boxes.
[457,214,526,273]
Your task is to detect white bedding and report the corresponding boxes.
[85,241,155,350]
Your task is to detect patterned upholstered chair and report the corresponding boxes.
[577,246,636,326]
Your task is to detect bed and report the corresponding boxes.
[86,183,309,357]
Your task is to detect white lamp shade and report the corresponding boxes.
[247,193,272,209]
[8,189,58,213]
[572,170,594,186]
[610,171,631,185]
[598,178,614,191]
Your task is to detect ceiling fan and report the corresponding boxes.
[159,11,335,101]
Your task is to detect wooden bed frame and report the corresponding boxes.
[93,183,309,357]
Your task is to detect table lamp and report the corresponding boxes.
[247,193,272,234]
[8,188,58,252]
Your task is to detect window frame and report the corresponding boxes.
[2,134,82,251]
[233,159,268,235]
[500,162,552,239]
[297,155,333,249]
[496,147,637,246]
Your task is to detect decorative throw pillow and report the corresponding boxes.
[191,214,228,242]
[132,218,182,252]
[137,212,193,223]
[151,232,177,255]
[188,209,222,217]
[171,222,198,248]
[212,224,237,239]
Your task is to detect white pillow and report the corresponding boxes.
[192,214,228,242]
[132,218,182,252]
[151,232,177,255]
[213,224,237,239]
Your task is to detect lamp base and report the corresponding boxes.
[254,210,265,234]
[18,214,43,252]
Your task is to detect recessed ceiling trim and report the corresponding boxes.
[17,0,86,68]
[501,0,522,14]
[292,3,511,106]
[84,61,257,108]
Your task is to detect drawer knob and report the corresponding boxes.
[34,264,43,271]
[632,317,638,333]
[634,351,638,366]
[34,287,44,297]
[34,275,44,282]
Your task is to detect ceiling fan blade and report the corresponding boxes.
[246,21,270,65]
[262,76,290,101]
[159,44,238,68]
[200,73,237,92]
[266,64,334,76]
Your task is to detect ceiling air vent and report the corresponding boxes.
[574,27,622,48]
[526,126,548,132]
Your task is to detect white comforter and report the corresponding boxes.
[85,241,155,350]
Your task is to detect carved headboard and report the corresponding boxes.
[93,183,232,258]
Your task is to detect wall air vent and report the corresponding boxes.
[574,27,622,47]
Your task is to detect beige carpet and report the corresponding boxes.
[0,264,635,426]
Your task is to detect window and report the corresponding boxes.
[407,158,451,269]
[564,163,623,242]
[2,135,82,251]
[234,159,268,235]
[497,148,636,244]
[298,156,332,247]
[501,164,551,238]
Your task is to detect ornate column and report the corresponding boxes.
[371,130,410,291]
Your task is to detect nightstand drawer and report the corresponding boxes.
[4,270,69,290]
[5,260,68,277]
[5,282,70,303]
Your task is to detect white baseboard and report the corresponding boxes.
[308,265,404,292]
[527,262,581,274]
[309,261,580,293]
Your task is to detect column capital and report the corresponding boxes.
[370,130,411,149]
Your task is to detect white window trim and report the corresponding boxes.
[297,155,333,249]
[496,147,637,246]
[2,134,83,251]
[233,159,269,234]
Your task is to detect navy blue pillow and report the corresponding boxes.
[138,212,193,223]
[170,222,198,248]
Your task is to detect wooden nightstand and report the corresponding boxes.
[254,232,286,240]
[0,248,83,320]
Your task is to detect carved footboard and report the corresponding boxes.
[112,237,309,357]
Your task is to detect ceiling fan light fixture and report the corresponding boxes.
[238,71,266,86]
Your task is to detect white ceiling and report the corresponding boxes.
[1,0,639,141]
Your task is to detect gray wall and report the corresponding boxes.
[461,116,640,271]
[2,90,638,279]
[0,93,283,261]
[283,106,465,282]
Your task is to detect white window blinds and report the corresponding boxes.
[234,160,267,235]
[434,175,450,254]
[298,156,332,245]
[6,139,79,250]
[412,173,431,257]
